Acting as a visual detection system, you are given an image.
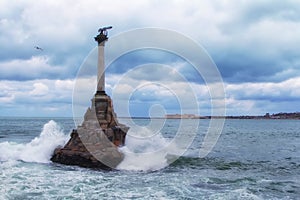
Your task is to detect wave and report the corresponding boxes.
[169,156,300,176]
[1,119,296,175]
[170,156,266,171]
[115,125,261,172]
[0,120,69,163]
[169,156,250,169]
[117,126,180,171]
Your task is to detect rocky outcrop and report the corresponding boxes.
[51,129,114,169]
[51,92,129,169]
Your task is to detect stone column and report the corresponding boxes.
[97,42,105,91]
[94,33,108,92]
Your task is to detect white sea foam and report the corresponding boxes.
[0,120,69,163]
[117,126,179,171]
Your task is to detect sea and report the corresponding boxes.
[0,117,299,200]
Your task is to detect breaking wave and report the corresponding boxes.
[117,126,180,171]
[0,120,69,163]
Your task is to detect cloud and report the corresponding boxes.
[224,77,300,115]
[1,0,300,116]
[226,77,300,101]
[208,1,300,83]
[55,79,74,91]
[1,0,300,83]
[29,82,49,96]
[0,56,72,80]
[0,79,75,116]
[107,73,300,116]
[1,73,300,117]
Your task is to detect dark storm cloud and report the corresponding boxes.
[204,0,300,83]
[106,49,180,74]
[212,50,290,83]
[106,49,206,84]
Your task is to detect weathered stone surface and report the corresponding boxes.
[51,129,122,169]
[51,92,129,169]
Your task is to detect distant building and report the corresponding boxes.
[165,114,198,119]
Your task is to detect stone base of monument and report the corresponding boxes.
[51,92,129,169]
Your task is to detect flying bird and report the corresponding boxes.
[34,46,43,51]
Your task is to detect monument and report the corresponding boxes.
[51,27,129,169]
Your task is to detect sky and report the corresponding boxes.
[1,0,300,117]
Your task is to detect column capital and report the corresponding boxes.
[94,26,112,45]
[94,33,108,45]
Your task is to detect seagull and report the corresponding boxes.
[34,46,43,51]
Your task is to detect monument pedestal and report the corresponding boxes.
[51,92,129,169]
[93,91,128,146]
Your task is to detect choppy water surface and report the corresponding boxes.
[0,117,299,199]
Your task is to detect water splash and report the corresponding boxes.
[117,126,178,171]
[0,120,69,163]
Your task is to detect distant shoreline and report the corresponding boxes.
[1,112,299,120]
[120,112,300,120]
